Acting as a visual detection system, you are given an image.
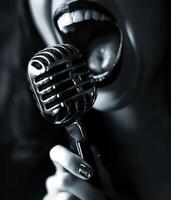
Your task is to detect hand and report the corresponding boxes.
[43,145,117,200]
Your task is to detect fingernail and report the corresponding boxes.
[77,164,93,180]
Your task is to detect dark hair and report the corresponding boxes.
[0,0,66,162]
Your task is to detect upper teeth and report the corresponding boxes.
[57,9,111,33]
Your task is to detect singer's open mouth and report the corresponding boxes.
[54,1,122,83]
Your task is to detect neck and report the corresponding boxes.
[104,74,171,136]
[101,74,171,199]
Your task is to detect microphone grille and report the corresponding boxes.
[28,44,97,126]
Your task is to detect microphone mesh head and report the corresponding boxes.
[28,44,97,126]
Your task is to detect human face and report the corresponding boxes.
[29,0,170,110]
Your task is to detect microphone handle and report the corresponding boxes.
[65,121,100,186]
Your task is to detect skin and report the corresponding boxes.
[43,145,116,200]
[29,0,171,199]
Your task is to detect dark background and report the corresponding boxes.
[0,1,104,199]
[0,1,60,199]
[0,1,171,200]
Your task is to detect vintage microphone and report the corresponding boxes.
[27,44,98,180]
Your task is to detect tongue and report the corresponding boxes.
[87,33,121,79]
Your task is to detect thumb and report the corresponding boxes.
[49,145,94,180]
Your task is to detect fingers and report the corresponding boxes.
[44,192,80,200]
[45,145,109,200]
[50,145,93,180]
[46,172,74,193]
[45,171,105,200]
[66,176,105,200]
[57,192,80,200]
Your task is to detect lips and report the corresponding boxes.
[54,1,122,83]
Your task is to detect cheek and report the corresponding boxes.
[94,0,169,111]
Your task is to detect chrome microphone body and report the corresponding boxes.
[28,44,98,181]
[28,44,97,126]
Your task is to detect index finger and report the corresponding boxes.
[50,145,94,180]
